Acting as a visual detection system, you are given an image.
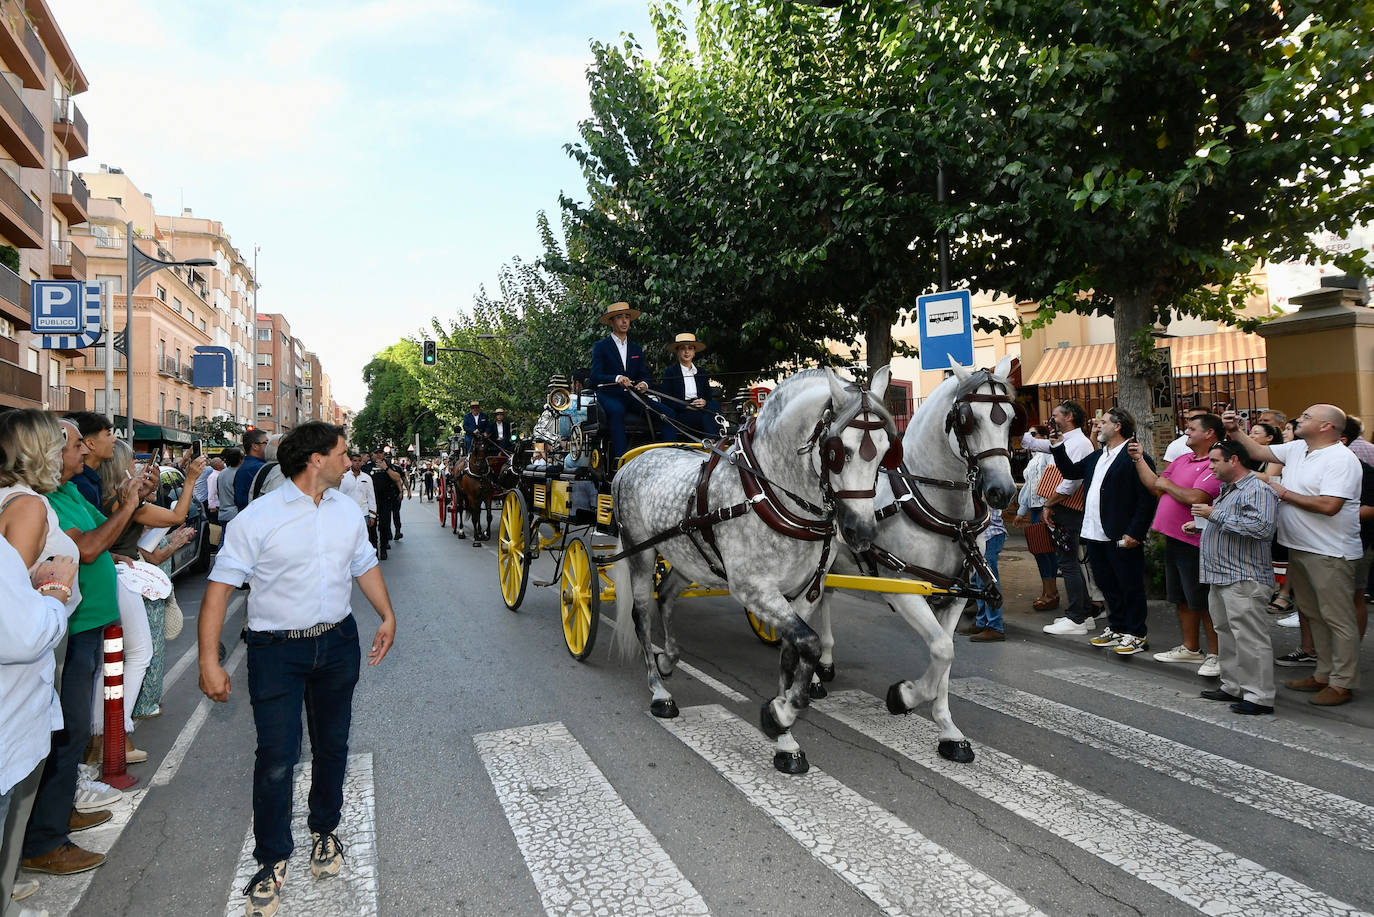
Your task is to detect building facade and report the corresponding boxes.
[0,0,92,413]
[254,312,308,433]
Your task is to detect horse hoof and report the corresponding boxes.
[654,653,675,678]
[773,750,809,775]
[759,701,786,740]
[808,680,828,700]
[816,662,836,683]
[938,739,976,763]
[885,682,913,716]
[457,532,466,540]
[473,541,483,548]
[650,698,679,719]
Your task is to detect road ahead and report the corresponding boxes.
[26,497,1374,917]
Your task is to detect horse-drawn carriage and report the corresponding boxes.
[489,361,1019,774]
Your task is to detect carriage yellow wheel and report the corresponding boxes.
[745,610,782,646]
[497,491,531,611]
[560,537,600,661]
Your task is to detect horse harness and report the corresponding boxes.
[865,369,1014,607]
[606,389,898,603]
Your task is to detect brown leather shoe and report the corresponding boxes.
[956,622,982,636]
[1285,676,1327,692]
[69,808,112,832]
[20,842,105,875]
[1309,685,1353,706]
[969,628,1006,642]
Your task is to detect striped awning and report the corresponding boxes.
[1025,332,1266,386]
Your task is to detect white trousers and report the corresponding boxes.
[91,580,152,735]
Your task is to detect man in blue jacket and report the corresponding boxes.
[1052,407,1158,655]
[660,332,721,439]
[588,301,651,464]
[235,429,268,511]
[462,401,489,453]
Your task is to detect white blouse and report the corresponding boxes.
[0,484,83,613]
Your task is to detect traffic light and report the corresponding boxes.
[423,340,437,366]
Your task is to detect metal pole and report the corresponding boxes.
[252,246,258,429]
[102,283,113,423]
[125,221,134,441]
[936,164,951,292]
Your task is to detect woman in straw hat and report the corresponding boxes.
[660,332,721,439]
[588,302,652,463]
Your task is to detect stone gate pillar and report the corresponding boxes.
[1256,283,1374,419]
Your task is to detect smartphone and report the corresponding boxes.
[1094,408,1104,419]
[190,440,203,459]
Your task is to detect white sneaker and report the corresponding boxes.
[11,877,39,900]
[1113,634,1149,655]
[1153,644,1206,663]
[74,764,121,811]
[1197,654,1221,677]
[1276,612,1300,628]
[1043,616,1095,636]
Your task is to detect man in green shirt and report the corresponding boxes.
[21,420,144,877]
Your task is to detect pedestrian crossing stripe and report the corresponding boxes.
[817,690,1365,917]
[223,754,379,917]
[950,676,1374,853]
[1041,665,1374,773]
[657,704,1041,917]
[474,722,710,916]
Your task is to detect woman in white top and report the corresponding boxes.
[1015,425,1061,610]
[0,409,82,611]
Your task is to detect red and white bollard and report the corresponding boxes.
[101,623,138,790]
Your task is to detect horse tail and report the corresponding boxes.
[609,557,640,661]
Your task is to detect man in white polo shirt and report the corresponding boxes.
[1225,404,1362,706]
[197,421,398,917]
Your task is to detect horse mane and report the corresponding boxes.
[753,367,894,439]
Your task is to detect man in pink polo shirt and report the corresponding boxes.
[1127,413,1224,675]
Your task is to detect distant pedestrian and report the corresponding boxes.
[1029,402,1097,636]
[235,431,269,511]
[1190,440,1279,714]
[339,453,377,551]
[198,421,397,917]
[422,466,435,503]
[363,449,402,559]
[217,448,243,525]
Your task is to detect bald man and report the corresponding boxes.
[1224,404,1363,706]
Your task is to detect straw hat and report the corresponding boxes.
[667,332,706,354]
[598,301,642,325]
[469,399,480,408]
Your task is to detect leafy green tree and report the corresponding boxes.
[188,415,245,446]
[888,0,1374,435]
[351,342,442,452]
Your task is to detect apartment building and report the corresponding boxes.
[0,0,92,413]
[254,312,307,432]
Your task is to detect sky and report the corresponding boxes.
[54,0,662,409]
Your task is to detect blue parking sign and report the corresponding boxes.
[31,281,84,333]
[916,290,974,370]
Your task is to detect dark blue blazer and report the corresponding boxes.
[589,336,649,393]
[462,412,488,450]
[660,363,720,409]
[1052,442,1157,543]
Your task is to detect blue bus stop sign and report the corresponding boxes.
[916,290,974,370]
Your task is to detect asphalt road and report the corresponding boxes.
[27,497,1374,917]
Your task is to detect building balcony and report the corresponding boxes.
[52,97,88,159]
[68,385,86,411]
[157,355,180,377]
[0,9,46,88]
[0,262,31,328]
[0,67,42,167]
[47,384,70,411]
[51,170,88,224]
[163,409,186,428]
[0,354,42,405]
[0,167,43,249]
[87,348,127,370]
[50,239,86,280]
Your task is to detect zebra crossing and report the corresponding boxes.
[466,667,1372,917]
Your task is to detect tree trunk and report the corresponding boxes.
[866,307,893,379]
[1111,289,1161,460]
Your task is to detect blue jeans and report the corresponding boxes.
[974,533,1007,632]
[245,616,361,866]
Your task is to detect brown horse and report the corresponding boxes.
[454,435,496,545]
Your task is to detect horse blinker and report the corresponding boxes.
[821,436,846,474]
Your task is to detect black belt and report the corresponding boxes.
[248,618,345,640]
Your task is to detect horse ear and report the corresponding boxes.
[993,353,1014,380]
[869,364,892,399]
[949,362,972,382]
[825,368,850,410]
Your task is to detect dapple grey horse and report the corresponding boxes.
[610,367,897,774]
[811,357,1018,762]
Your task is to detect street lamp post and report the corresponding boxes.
[125,220,215,442]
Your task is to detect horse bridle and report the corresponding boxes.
[943,369,1015,476]
[801,388,902,502]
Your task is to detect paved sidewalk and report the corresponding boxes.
[974,529,1374,731]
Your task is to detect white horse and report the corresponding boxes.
[811,357,1018,762]
[610,367,898,774]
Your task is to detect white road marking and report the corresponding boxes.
[951,676,1374,852]
[657,704,1041,917]
[819,690,1366,917]
[475,721,710,916]
[1041,665,1374,773]
[598,613,752,703]
[152,639,246,787]
[162,591,246,694]
[223,753,379,917]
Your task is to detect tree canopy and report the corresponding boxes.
[351,342,443,453]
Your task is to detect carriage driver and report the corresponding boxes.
[462,400,489,453]
[588,301,652,464]
[661,332,721,439]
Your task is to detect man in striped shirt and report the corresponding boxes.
[1189,440,1279,715]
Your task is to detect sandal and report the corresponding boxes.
[1267,593,1294,614]
[1032,594,1060,611]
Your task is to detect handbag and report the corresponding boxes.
[1035,465,1086,512]
[1024,522,1055,555]
[164,590,185,640]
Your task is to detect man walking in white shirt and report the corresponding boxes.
[197,422,397,917]
[1027,401,1098,634]
[338,451,378,552]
